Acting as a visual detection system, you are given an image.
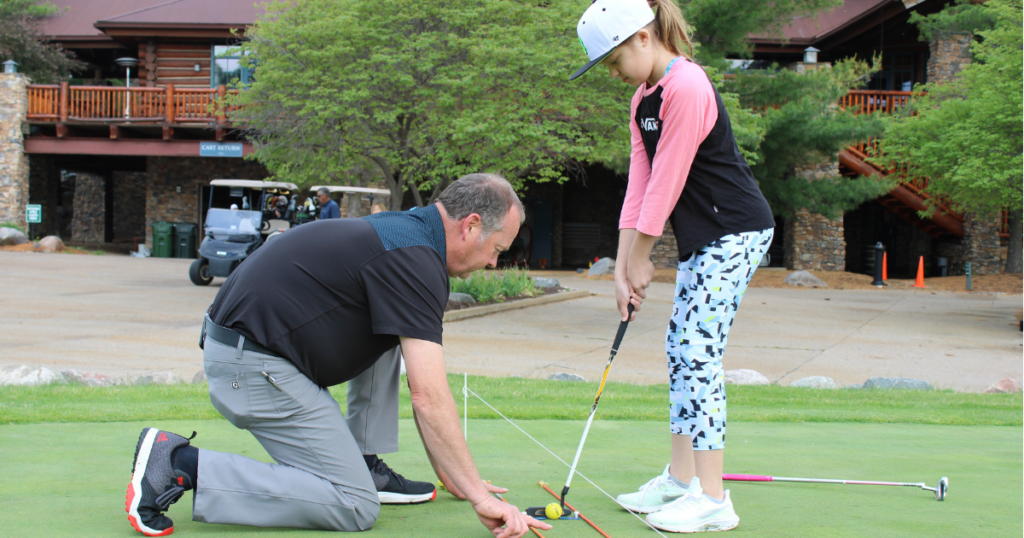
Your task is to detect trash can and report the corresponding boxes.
[173,222,197,259]
[151,221,173,258]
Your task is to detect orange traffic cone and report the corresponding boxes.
[882,253,888,281]
[912,256,926,288]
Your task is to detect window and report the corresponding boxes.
[867,53,915,91]
[211,45,254,88]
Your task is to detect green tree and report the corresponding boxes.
[878,0,1022,273]
[231,0,634,208]
[0,0,84,83]
[723,59,889,218]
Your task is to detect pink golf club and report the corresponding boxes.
[723,474,948,501]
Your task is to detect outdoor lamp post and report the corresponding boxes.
[3,60,18,74]
[114,57,139,118]
[803,47,820,64]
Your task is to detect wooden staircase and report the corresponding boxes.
[839,90,965,240]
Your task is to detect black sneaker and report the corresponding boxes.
[369,458,436,504]
[126,428,194,536]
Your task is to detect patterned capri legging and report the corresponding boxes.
[667,228,774,450]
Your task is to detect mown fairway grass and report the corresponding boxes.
[0,377,1020,537]
[1,375,1020,426]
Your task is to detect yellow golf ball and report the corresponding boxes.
[544,503,563,520]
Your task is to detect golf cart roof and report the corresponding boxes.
[311,185,391,196]
[210,179,300,191]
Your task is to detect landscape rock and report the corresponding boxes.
[984,378,1022,394]
[863,377,931,390]
[0,365,60,386]
[790,376,837,389]
[134,371,181,385]
[0,227,28,246]
[783,270,828,288]
[38,235,65,252]
[61,370,114,386]
[448,292,477,306]
[548,372,586,382]
[192,370,206,384]
[533,277,560,288]
[587,257,615,277]
[724,369,770,386]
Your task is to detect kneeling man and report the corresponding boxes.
[126,174,550,538]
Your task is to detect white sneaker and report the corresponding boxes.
[646,477,739,533]
[616,464,691,514]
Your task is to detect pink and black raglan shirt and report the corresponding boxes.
[621,58,774,260]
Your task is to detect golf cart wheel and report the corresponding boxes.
[189,259,213,286]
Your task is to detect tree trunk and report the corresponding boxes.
[1005,208,1022,273]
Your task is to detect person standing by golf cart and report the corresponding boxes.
[126,174,551,538]
[571,0,774,533]
[317,186,341,219]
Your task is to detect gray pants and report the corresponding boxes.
[195,336,402,531]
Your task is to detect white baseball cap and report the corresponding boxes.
[570,0,655,80]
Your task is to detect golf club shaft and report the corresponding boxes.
[724,474,927,488]
[562,305,633,507]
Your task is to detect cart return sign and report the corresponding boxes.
[26,204,42,224]
[200,142,243,158]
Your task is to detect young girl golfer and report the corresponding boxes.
[571,0,775,532]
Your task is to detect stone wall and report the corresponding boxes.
[112,171,147,242]
[0,73,29,229]
[784,210,846,271]
[927,35,972,83]
[784,160,846,271]
[961,211,1004,275]
[145,157,270,247]
[651,221,679,268]
[70,171,106,243]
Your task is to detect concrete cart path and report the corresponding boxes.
[1,253,1020,391]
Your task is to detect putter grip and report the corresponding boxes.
[613,304,634,349]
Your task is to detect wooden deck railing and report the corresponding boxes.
[25,82,238,124]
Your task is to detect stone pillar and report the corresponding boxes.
[651,221,679,269]
[71,171,106,244]
[0,73,29,229]
[961,211,1003,275]
[784,160,846,271]
[927,35,972,83]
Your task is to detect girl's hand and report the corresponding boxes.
[627,254,655,298]
[615,270,640,321]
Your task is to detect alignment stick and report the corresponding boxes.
[540,481,612,538]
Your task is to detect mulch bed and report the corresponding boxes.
[444,286,564,312]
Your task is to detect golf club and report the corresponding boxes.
[560,304,634,511]
[723,474,949,501]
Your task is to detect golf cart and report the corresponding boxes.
[189,179,300,286]
[308,185,391,218]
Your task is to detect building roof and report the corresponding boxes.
[39,0,262,43]
[748,0,933,47]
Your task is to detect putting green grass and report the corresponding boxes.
[2,375,1020,425]
[0,418,1020,538]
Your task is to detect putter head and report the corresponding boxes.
[935,477,948,501]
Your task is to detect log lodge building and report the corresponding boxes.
[0,0,1008,276]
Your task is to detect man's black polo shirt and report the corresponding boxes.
[208,205,449,388]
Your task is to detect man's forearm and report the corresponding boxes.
[401,337,489,505]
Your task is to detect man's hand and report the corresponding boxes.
[473,496,551,538]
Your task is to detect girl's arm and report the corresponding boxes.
[616,89,651,321]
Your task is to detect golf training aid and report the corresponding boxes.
[723,474,949,501]
[561,304,634,512]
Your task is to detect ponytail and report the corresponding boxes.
[646,0,695,59]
